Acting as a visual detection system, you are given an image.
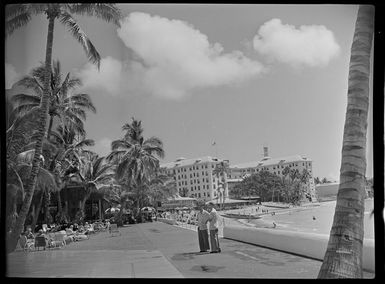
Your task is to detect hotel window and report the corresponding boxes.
[207,193,210,197]
[212,165,214,168]
[203,185,205,189]
[198,193,201,198]
[203,193,206,196]
[278,171,280,174]
[213,184,216,189]
[198,186,200,190]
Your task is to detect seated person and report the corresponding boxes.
[73,225,89,240]
[25,227,35,241]
[84,222,90,231]
[57,229,74,244]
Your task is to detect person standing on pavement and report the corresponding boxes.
[207,202,221,253]
[196,204,210,252]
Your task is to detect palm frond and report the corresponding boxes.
[31,63,47,83]
[11,93,41,106]
[59,11,101,69]
[68,3,121,26]
[5,11,31,36]
[65,93,96,113]
[15,77,44,95]
[65,107,87,121]
[11,104,40,119]
[74,138,95,149]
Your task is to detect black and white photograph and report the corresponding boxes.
[3,2,382,279]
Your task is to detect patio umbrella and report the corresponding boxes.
[105,207,120,213]
[141,207,155,212]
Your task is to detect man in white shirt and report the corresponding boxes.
[207,202,221,253]
[196,204,210,252]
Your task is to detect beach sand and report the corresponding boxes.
[219,199,375,239]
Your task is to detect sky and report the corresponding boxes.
[5,4,374,181]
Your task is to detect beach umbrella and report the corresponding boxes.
[141,207,155,212]
[105,207,120,213]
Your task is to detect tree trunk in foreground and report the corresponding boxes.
[318,5,374,278]
[7,15,55,253]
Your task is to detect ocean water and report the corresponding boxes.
[258,199,375,239]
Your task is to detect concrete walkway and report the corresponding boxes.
[6,221,374,278]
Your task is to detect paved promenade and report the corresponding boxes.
[7,221,374,278]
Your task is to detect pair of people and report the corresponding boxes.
[196,202,221,253]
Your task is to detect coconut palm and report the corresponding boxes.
[107,118,165,217]
[76,153,116,221]
[12,60,96,139]
[213,161,230,209]
[6,3,121,252]
[7,162,59,233]
[318,5,374,278]
[147,172,178,212]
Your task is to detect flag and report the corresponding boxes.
[212,141,216,146]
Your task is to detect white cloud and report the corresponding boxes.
[5,63,21,89]
[92,137,112,156]
[113,12,264,99]
[253,19,340,67]
[75,56,123,95]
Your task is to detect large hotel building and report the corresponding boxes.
[160,156,229,201]
[228,147,316,201]
[161,148,316,202]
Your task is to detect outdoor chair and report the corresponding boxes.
[18,235,34,252]
[34,236,47,251]
[50,233,66,249]
[109,223,121,237]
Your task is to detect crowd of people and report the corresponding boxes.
[18,219,112,251]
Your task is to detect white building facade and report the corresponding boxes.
[160,156,229,201]
[229,152,316,201]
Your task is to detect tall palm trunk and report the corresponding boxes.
[31,191,44,232]
[318,5,374,278]
[7,14,55,252]
[43,191,51,224]
[47,115,54,139]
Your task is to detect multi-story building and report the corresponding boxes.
[228,147,316,201]
[160,156,229,201]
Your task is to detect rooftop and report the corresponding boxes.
[160,156,226,169]
[231,155,312,169]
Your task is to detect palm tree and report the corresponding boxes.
[6,3,121,251]
[213,161,230,209]
[147,172,178,212]
[75,152,116,221]
[318,5,374,278]
[12,60,96,139]
[107,118,165,217]
[50,124,96,222]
